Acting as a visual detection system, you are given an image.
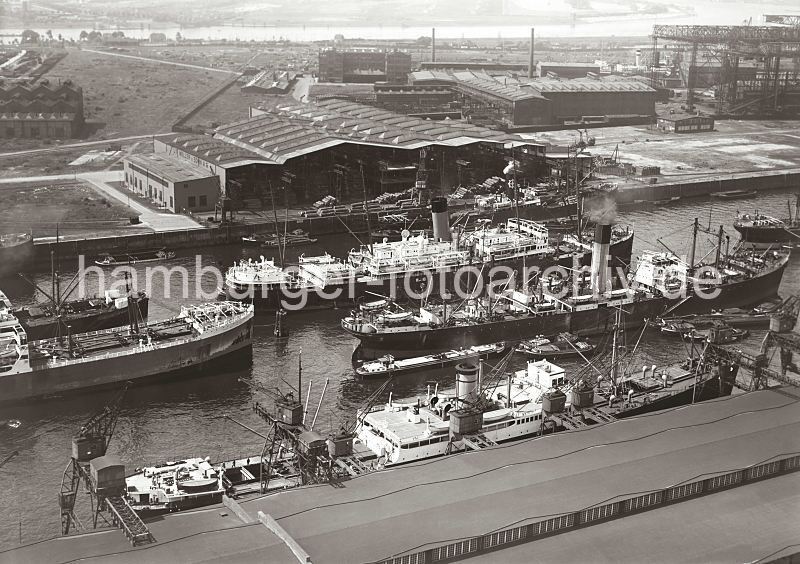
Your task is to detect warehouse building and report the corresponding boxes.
[536,61,601,79]
[318,49,411,84]
[123,153,221,213]
[156,99,547,208]
[656,114,715,133]
[240,70,297,94]
[0,81,84,138]
[449,73,655,127]
[419,61,528,73]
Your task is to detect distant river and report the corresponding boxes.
[1,186,800,548]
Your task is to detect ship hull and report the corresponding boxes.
[734,223,800,245]
[346,297,667,360]
[18,296,150,341]
[0,237,34,278]
[0,314,253,403]
[664,258,788,316]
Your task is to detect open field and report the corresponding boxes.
[183,85,265,129]
[41,48,231,139]
[0,180,146,238]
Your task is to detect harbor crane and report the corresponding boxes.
[58,382,153,546]
[705,296,800,390]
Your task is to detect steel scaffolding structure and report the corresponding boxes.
[651,24,800,115]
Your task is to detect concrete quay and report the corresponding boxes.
[3,387,799,564]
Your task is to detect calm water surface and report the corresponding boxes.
[1,188,799,548]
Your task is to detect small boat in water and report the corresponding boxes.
[243,229,317,248]
[515,333,595,359]
[95,248,175,266]
[355,342,506,377]
[683,324,749,344]
[711,189,758,200]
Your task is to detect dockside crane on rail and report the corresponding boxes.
[58,382,153,546]
[705,296,800,390]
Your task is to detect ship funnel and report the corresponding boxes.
[431,197,451,242]
[455,362,479,406]
[590,223,612,295]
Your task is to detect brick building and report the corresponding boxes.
[318,49,411,84]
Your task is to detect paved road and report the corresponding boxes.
[0,171,204,232]
[82,48,238,74]
[0,133,173,158]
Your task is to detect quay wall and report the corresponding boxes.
[30,168,800,266]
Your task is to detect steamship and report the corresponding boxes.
[342,222,666,359]
[734,195,800,246]
[0,299,254,403]
[222,198,633,312]
[631,219,789,317]
[356,356,737,467]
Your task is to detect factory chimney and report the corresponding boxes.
[590,223,612,296]
[431,196,451,242]
[635,49,641,68]
[431,27,436,62]
[528,28,535,78]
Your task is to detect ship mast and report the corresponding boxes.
[268,181,284,269]
[714,225,724,266]
[360,162,373,254]
[610,307,620,389]
[688,217,699,273]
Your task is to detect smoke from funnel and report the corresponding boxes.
[503,159,518,176]
[583,193,617,225]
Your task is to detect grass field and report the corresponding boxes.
[42,48,232,139]
[0,180,145,238]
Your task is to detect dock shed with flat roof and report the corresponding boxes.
[123,153,220,213]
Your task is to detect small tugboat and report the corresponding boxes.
[660,320,695,337]
[515,333,595,359]
[682,323,749,344]
[95,248,176,266]
[125,457,225,515]
[355,342,506,377]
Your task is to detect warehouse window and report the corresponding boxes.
[668,481,703,501]
[55,127,64,138]
[5,127,13,137]
[188,196,196,208]
[625,492,662,511]
[30,127,40,138]
[785,455,800,470]
[708,471,742,490]
[199,195,207,207]
[749,461,780,480]
[483,526,526,548]
[581,503,617,523]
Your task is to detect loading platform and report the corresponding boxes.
[105,496,154,547]
[4,387,800,564]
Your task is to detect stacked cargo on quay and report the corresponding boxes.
[0,298,254,403]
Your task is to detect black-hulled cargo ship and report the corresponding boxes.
[734,196,800,246]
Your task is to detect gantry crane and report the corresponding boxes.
[705,296,800,390]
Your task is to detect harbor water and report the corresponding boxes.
[1,187,800,548]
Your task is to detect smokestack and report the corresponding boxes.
[455,362,479,407]
[528,28,535,78]
[431,197,450,242]
[590,223,612,296]
[635,49,641,67]
[431,28,436,62]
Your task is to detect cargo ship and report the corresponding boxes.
[355,355,736,466]
[733,195,800,245]
[222,198,633,313]
[342,222,665,359]
[631,219,789,317]
[0,300,253,403]
[10,289,149,341]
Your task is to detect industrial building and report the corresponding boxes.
[155,98,546,208]
[123,153,221,213]
[657,114,715,133]
[536,61,601,79]
[240,70,297,94]
[0,81,83,138]
[419,61,529,73]
[318,49,411,84]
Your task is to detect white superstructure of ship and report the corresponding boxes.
[355,360,569,466]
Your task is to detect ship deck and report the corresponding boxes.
[5,386,799,564]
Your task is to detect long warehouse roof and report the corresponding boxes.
[8,387,798,564]
[211,99,544,165]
